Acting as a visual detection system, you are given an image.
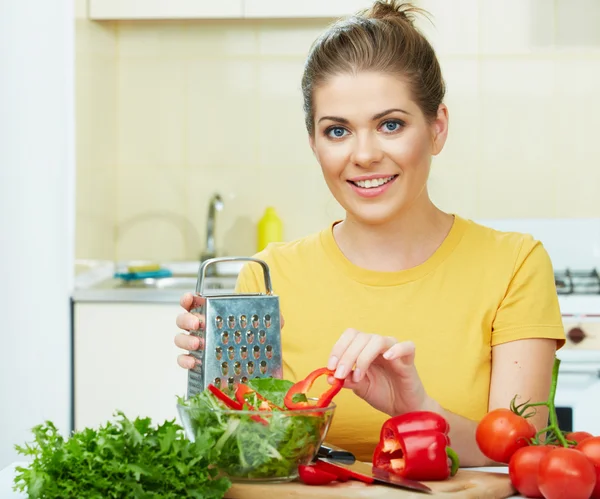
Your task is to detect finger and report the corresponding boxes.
[177,354,197,369]
[176,311,204,332]
[280,313,285,328]
[179,292,206,312]
[352,335,397,382]
[327,328,360,371]
[382,340,416,365]
[174,332,203,351]
[332,331,373,380]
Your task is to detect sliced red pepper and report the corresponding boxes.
[208,383,268,426]
[208,384,244,410]
[284,367,344,410]
[312,459,371,484]
[373,411,459,481]
[297,464,338,486]
[235,383,283,411]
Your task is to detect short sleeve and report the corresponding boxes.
[491,238,566,348]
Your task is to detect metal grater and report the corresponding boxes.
[186,256,283,398]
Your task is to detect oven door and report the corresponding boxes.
[554,362,600,434]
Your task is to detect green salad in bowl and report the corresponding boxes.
[177,369,342,483]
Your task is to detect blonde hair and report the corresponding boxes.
[301,0,445,135]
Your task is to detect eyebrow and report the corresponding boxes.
[317,108,411,124]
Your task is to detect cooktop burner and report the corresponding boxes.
[555,268,600,295]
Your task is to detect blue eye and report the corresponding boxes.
[326,127,348,138]
[381,120,404,133]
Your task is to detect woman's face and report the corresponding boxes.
[309,71,448,226]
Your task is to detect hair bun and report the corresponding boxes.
[363,0,427,25]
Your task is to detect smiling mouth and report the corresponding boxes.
[348,175,398,189]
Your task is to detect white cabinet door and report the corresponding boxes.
[74,302,188,430]
[243,0,373,18]
[88,0,243,20]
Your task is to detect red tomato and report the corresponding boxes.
[508,445,554,498]
[538,447,596,499]
[567,431,594,445]
[577,437,600,499]
[475,409,536,463]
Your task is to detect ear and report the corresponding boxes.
[430,103,449,156]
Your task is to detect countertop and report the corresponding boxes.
[1,462,521,498]
[72,260,237,304]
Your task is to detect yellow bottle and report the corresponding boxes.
[257,207,283,252]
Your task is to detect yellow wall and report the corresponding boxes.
[75,0,600,262]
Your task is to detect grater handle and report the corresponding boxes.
[196,257,274,296]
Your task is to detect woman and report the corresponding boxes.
[174,0,565,465]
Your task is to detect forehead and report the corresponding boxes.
[313,71,419,118]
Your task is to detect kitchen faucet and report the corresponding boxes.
[201,193,224,265]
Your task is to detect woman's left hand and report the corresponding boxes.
[327,329,432,417]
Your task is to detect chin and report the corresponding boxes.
[344,202,405,226]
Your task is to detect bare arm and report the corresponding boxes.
[422,338,558,467]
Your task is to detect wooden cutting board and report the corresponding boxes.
[224,468,515,499]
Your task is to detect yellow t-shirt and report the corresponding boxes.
[235,215,566,461]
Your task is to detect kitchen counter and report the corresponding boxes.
[1,462,521,498]
[72,260,237,303]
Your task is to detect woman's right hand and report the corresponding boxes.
[174,292,206,369]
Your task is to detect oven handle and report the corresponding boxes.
[559,366,600,378]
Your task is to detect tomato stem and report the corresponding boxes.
[515,357,569,447]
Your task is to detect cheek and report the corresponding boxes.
[388,131,431,170]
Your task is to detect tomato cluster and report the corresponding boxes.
[476,408,600,499]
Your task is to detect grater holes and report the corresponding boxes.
[240,345,248,359]
[258,330,266,344]
[240,315,247,328]
[247,361,255,375]
[234,362,241,376]
[221,331,229,344]
[215,347,223,361]
[253,345,260,359]
[215,316,223,329]
[221,362,229,376]
[227,346,235,360]
[260,360,267,375]
[228,315,235,328]
[213,377,222,388]
[234,331,242,344]
[264,314,271,328]
[246,330,254,344]
[241,376,248,383]
[251,314,259,328]
[265,345,273,359]
[228,377,235,391]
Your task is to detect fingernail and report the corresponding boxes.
[383,350,393,360]
[352,368,361,383]
[327,356,338,370]
[335,364,347,379]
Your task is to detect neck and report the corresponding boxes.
[333,195,454,272]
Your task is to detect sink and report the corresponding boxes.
[114,274,237,292]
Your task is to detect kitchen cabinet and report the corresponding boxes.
[88,0,372,20]
[243,0,373,18]
[88,0,243,20]
[74,302,188,431]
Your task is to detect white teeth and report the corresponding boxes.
[354,176,395,189]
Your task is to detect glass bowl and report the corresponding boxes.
[177,399,336,483]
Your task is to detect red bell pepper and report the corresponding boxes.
[373,411,460,481]
[235,383,283,411]
[208,383,268,426]
[208,384,244,410]
[284,367,344,410]
[297,464,338,486]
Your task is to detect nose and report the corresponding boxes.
[350,132,384,169]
